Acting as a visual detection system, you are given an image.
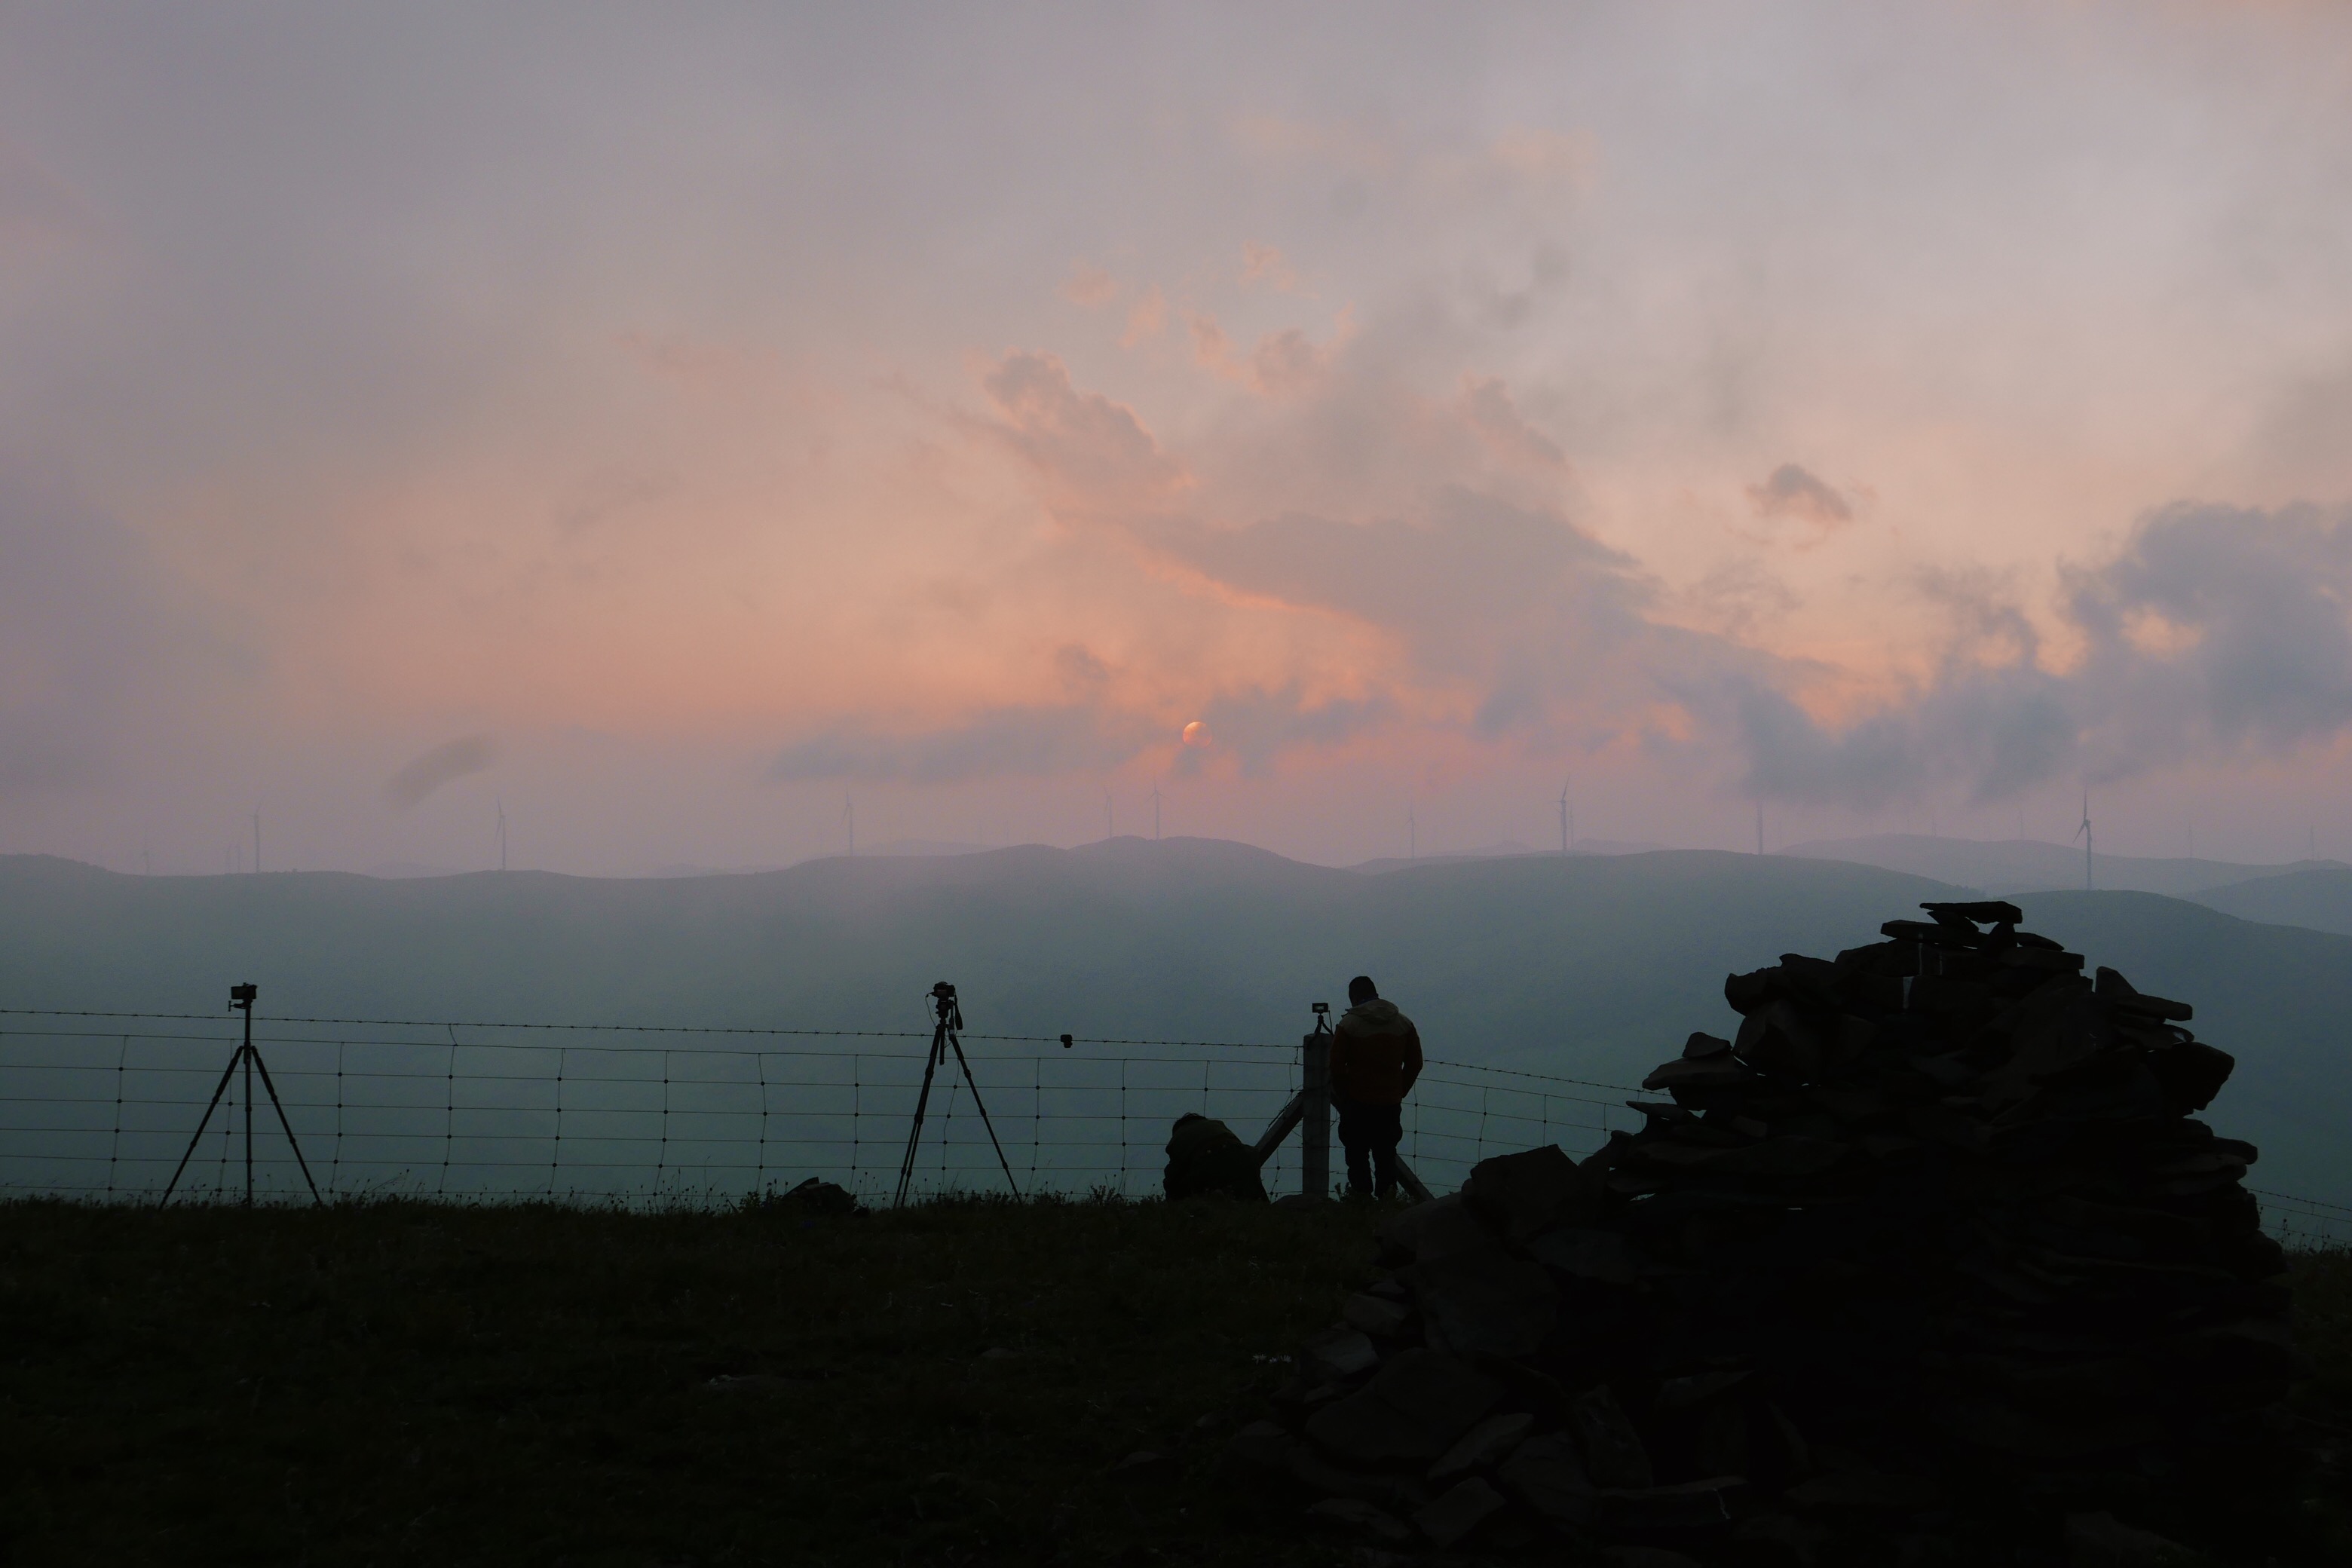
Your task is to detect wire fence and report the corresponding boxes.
[2,1008,2347,1248]
[2252,1189,2352,1249]
[0,1010,1638,1207]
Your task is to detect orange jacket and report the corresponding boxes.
[1329,997,1423,1105]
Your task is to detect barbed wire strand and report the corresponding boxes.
[2,1006,2347,1223]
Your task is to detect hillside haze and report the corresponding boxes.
[2190,868,2352,938]
[3,841,2347,1196]
[1788,832,2347,899]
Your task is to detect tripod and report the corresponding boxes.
[893,982,1020,1208]
[158,982,323,1208]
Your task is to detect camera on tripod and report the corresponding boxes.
[894,979,1012,1207]
[161,979,321,1208]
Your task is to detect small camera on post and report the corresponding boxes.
[228,983,257,1010]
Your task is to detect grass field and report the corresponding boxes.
[2,1195,1385,1566]
[4,1197,2350,1566]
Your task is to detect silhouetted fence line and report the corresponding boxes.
[2249,1189,2352,1248]
[0,1009,1636,1206]
[3,1008,2346,1244]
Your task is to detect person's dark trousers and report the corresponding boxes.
[1334,1097,1404,1197]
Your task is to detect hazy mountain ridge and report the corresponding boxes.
[1347,837,1668,874]
[4,840,2347,1196]
[1789,832,2347,900]
[2188,868,2352,939]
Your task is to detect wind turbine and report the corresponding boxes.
[1150,783,1162,841]
[252,806,262,876]
[1104,789,1113,841]
[844,797,855,857]
[496,798,508,872]
[1407,803,1417,862]
[1756,802,1765,856]
[2075,791,2093,892]
[1558,775,1573,856]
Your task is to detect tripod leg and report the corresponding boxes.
[893,1031,946,1209]
[248,1049,326,1207]
[243,1048,255,1208]
[945,1032,1021,1199]
[159,1047,245,1209]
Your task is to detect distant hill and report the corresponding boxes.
[1787,832,2344,899]
[1349,838,1666,874]
[650,839,989,877]
[2189,868,2352,938]
[846,838,991,859]
[2,841,2345,1196]
[0,843,1942,1073]
[363,860,468,880]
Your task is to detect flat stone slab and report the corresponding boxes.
[1405,1248,1557,1361]
[1377,1192,1496,1264]
[1298,1325,1379,1386]
[1304,1347,1502,1465]
[1527,1226,1637,1285]
[1413,1476,1506,1548]
[1429,1410,1533,1482]
[1306,1497,1413,1542]
[1499,1430,1594,1527]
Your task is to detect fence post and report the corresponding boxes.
[1300,1027,1330,1201]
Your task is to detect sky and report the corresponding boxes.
[5,2,2352,875]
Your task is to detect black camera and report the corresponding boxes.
[1312,1002,1329,1015]
[228,982,257,1008]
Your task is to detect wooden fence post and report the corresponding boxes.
[1300,1027,1330,1201]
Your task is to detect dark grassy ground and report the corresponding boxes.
[4,1197,2350,1567]
[0,1196,1387,1567]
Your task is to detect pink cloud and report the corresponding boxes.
[1187,311,1340,398]
[1249,329,1331,398]
[1241,242,1301,292]
[1062,259,1118,308]
[1187,311,1240,378]
[1743,464,1856,546]
[979,351,1190,512]
[1227,114,1397,177]
[1119,285,1166,347]
[1459,376,1566,471]
[1487,128,1598,190]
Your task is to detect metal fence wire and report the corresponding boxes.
[2,1008,2346,1247]
[2251,1189,2352,1248]
[0,1011,1637,1207]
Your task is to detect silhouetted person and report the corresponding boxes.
[1329,975,1422,1199]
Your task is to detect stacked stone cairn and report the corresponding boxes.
[1225,901,2298,1561]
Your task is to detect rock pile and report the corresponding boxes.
[1165,1112,1272,1202]
[756,1176,862,1216]
[1227,901,2299,1561]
